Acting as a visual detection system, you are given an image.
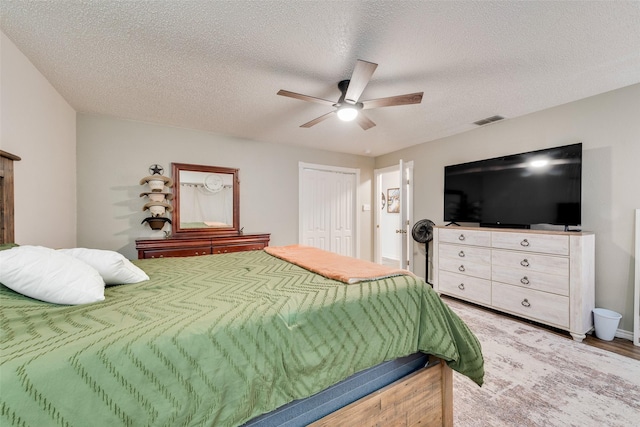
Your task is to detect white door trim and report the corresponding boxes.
[375,165,396,266]
[299,162,360,258]
[634,208,639,346]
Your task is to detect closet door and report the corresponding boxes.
[300,168,331,250]
[331,171,355,256]
[299,163,358,257]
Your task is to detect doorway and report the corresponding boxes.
[374,161,414,271]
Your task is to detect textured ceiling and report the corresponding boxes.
[2,1,639,157]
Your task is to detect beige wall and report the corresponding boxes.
[76,114,374,260]
[0,31,77,247]
[376,84,640,332]
[4,29,638,334]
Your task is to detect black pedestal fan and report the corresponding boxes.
[411,219,435,285]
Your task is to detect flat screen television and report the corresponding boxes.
[443,143,582,229]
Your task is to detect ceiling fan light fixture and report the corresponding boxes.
[277,59,422,130]
[337,106,358,122]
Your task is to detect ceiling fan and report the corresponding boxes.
[277,59,423,130]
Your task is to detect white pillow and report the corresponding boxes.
[58,248,149,285]
[0,246,105,305]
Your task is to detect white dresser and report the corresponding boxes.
[433,226,595,341]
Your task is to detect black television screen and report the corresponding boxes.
[443,143,582,228]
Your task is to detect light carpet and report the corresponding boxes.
[445,297,640,427]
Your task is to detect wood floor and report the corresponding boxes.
[442,296,640,361]
[582,333,640,360]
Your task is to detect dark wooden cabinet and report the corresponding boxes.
[136,233,270,259]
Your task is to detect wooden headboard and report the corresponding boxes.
[0,150,21,244]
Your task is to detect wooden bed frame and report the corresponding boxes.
[310,357,453,427]
[0,150,21,244]
[1,149,454,426]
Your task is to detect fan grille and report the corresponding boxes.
[412,219,435,243]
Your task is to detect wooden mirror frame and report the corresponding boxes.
[171,162,240,237]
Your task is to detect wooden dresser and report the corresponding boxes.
[433,226,595,341]
[136,233,270,259]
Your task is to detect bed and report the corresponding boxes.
[0,153,483,426]
[1,246,483,426]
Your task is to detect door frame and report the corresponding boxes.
[298,162,360,258]
[634,209,639,346]
[374,161,414,271]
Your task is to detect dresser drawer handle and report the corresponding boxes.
[458,234,466,241]
[520,276,530,285]
[458,283,465,290]
[520,259,529,267]
[520,239,530,247]
[458,250,465,258]
[521,298,531,308]
[458,265,466,272]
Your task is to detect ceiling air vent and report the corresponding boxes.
[473,115,505,126]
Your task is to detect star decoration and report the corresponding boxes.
[149,164,164,175]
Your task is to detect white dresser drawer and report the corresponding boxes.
[439,244,491,264]
[439,228,491,247]
[492,282,569,328]
[439,271,491,305]
[491,250,569,276]
[492,231,569,255]
[434,226,594,341]
[492,266,569,296]
[439,257,491,279]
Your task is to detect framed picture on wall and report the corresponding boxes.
[387,188,400,213]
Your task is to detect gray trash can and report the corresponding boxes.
[593,308,622,341]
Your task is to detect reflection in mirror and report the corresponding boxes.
[179,171,234,228]
[171,163,239,237]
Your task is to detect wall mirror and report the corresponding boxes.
[171,163,240,237]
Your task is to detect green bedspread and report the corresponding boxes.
[1,250,483,427]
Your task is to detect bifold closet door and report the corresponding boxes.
[300,167,356,257]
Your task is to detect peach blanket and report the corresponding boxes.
[264,244,417,284]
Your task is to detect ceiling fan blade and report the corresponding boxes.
[361,92,424,109]
[300,111,335,128]
[355,112,376,130]
[277,90,335,107]
[344,60,378,103]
